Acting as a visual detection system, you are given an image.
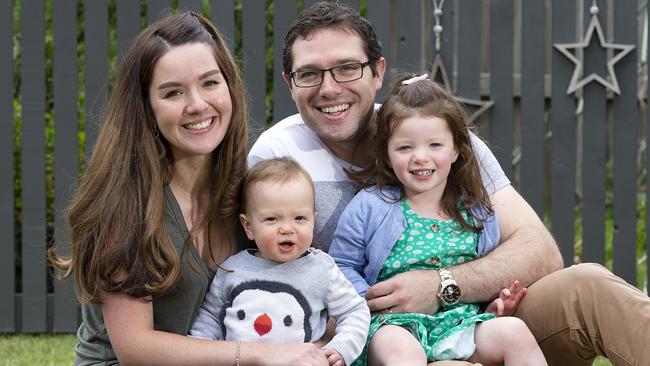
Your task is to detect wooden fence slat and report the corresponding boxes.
[303,0,320,10]
[428,0,454,93]
[52,0,79,332]
[396,1,421,73]
[116,0,141,62]
[367,0,391,100]
[211,0,235,51]
[457,0,481,100]
[0,0,15,333]
[242,0,267,143]
[520,0,546,217]
[338,0,359,11]
[84,0,109,155]
[272,0,296,122]
[147,0,172,24]
[489,0,514,178]
[178,0,202,12]
[581,90,606,264]
[21,0,47,332]
[581,5,607,265]
[439,0,453,81]
[551,0,577,265]
[612,0,638,285]
[456,0,488,136]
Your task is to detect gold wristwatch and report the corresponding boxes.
[437,268,460,306]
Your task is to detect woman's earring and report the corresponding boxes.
[153,125,166,159]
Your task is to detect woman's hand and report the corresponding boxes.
[251,342,328,366]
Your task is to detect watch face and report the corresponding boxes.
[441,284,461,304]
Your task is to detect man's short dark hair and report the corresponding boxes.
[282,2,383,78]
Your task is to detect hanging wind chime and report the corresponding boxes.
[553,0,634,95]
[429,0,493,123]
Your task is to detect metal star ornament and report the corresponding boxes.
[430,54,494,123]
[429,0,491,122]
[553,11,635,95]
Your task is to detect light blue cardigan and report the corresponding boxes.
[328,186,501,296]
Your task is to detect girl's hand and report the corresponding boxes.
[323,348,345,366]
[485,280,527,316]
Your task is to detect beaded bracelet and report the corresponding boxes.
[235,340,241,366]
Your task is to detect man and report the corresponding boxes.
[248,3,650,365]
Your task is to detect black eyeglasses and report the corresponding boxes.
[289,61,371,88]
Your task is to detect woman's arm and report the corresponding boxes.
[102,291,328,366]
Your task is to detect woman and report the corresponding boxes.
[50,12,327,365]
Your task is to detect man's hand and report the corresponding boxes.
[485,280,527,316]
[323,348,344,366]
[365,270,439,314]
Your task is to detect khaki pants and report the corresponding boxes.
[513,263,650,366]
[429,263,650,366]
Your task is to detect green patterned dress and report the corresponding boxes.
[353,200,495,364]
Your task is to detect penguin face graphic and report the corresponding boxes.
[222,280,312,343]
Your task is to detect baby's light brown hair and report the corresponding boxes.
[241,157,316,214]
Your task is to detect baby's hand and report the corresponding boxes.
[322,348,345,366]
[485,280,527,317]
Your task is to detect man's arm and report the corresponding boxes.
[365,184,563,314]
[455,185,563,302]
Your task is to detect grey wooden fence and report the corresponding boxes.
[1,0,648,334]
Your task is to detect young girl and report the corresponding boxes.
[328,74,547,366]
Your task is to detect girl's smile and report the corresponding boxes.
[387,115,458,214]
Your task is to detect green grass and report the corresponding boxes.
[0,334,76,366]
[0,334,615,366]
[593,356,613,366]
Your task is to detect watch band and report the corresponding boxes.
[438,268,453,282]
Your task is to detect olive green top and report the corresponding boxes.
[74,186,215,365]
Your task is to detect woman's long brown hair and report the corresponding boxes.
[350,75,492,231]
[49,12,248,303]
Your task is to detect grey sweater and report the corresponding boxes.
[190,249,370,366]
